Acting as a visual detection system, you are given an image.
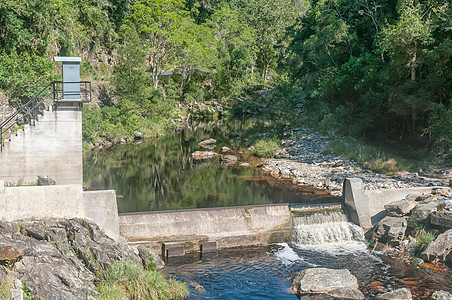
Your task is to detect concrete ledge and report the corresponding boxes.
[119,204,292,251]
[0,182,120,241]
[343,178,452,231]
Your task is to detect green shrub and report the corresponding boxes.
[97,261,189,300]
[252,139,280,158]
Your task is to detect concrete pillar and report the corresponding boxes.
[0,180,4,219]
[343,178,372,230]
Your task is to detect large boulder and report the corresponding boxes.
[407,202,437,228]
[384,199,417,217]
[421,229,452,263]
[291,268,359,297]
[375,288,412,299]
[220,155,238,166]
[430,211,452,229]
[325,287,365,300]
[372,216,407,246]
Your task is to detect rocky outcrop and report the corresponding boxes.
[375,288,412,299]
[384,199,417,217]
[291,268,361,299]
[0,218,150,300]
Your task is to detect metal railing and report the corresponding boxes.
[52,81,92,105]
[0,83,53,151]
[0,81,91,151]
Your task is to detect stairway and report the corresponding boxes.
[0,92,83,186]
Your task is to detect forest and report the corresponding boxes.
[0,0,451,163]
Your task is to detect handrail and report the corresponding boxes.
[0,80,92,151]
[0,83,53,151]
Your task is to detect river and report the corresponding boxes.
[84,122,452,299]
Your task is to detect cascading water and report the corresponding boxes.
[290,204,365,246]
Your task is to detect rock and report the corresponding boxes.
[134,131,144,140]
[0,218,143,300]
[280,168,292,178]
[375,288,412,299]
[290,268,358,295]
[372,216,407,246]
[10,289,23,300]
[421,229,452,262]
[240,163,251,167]
[419,194,441,204]
[37,175,56,186]
[137,245,165,270]
[198,139,217,149]
[0,245,22,264]
[120,138,127,144]
[433,188,450,197]
[325,287,365,299]
[220,155,238,166]
[221,146,231,152]
[431,290,452,300]
[271,168,281,178]
[430,211,452,229]
[191,151,218,160]
[407,202,437,228]
[384,199,417,217]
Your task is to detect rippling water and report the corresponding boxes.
[163,243,452,299]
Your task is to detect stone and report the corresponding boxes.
[134,131,144,139]
[0,245,22,264]
[220,155,238,165]
[372,216,407,246]
[10,289,23,300]
[431,290,452,300]
[421,229,452,263]
[290,268,358,295]
[418,194,441,204]
[375,288,412,299]
[280,168,292,178]
[240,163,251,167]
[384,199,417,217]
[137,245,165,270]
[221,146,231,152]
[430,211,452,229]
[271,168,281,179]
[407,202,437,228]
[324,287,365,300]
[37,175,56,186]
[198,139,217,149]
[191,151,218,160]
[433,188,450,197]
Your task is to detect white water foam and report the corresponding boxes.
[273,243,303,265]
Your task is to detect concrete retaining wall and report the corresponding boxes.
[119,204,292,253]
[0,109,82,185]
[0,181,119,240]
[343,178,452,231]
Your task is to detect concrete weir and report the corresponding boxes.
[118,204,293,255]
[343,178,452,231]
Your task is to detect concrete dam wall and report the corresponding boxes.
[119,203,293,254]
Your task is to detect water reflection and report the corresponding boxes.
[84,122,337,213]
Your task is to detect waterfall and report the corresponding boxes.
[291,204,365,246]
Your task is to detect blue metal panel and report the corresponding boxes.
[62,62,80,99]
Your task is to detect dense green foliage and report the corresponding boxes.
[1,0,451,162]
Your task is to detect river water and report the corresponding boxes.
[84,122,452,299]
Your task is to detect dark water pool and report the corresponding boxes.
[163,243,452,299]
[83,122,337,213]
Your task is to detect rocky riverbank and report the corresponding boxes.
[0,218,165,299]
[259,128,451,197]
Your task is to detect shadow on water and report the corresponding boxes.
[83,121,338,213]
